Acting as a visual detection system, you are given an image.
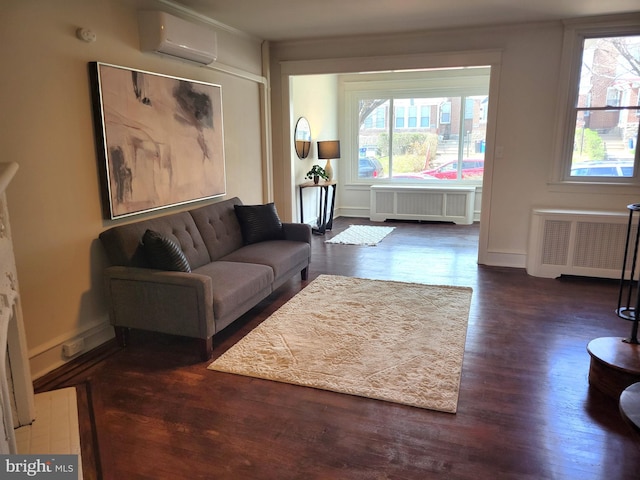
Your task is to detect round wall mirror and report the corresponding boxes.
[294,117,311,159]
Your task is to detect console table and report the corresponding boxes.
[299,181,336,235]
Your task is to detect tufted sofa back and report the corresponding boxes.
[189,197,245,261]
[99,211,212,270]
[98,197,246,269]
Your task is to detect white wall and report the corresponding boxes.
[1,0,266,378]
[270,18,640,269]
[291,75,339,224]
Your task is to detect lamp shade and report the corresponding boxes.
[317,140,340,159]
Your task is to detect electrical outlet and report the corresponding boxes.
[62,338,85,357]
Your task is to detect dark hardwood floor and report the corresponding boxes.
[38,218,640,479]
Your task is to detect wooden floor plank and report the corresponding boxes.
[39,218,640,479]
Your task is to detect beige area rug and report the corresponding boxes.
[325,225,395,246]
[208,275,472,413]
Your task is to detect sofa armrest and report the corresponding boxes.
[103,266,214,340]
[282,222,312,244]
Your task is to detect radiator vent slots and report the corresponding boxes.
[541,220,571,266]
[574,222,631,270]
[446,194,469,218]
[370,186,475,224]
[527,208,633,279]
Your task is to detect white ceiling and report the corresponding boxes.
[170,0,640,41]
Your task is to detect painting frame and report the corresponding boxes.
[89,62,226,219]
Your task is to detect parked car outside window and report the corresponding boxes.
[358,157,385,178]
[570,162,634,177]
[422,159,484,179]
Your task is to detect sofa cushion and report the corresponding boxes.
[221,240,310,282]
[142,229,192,272]
[234,203,284,245]
[192,261,274,327]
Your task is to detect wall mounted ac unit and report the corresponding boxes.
[138,11,217,65]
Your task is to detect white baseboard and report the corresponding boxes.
[334,207,370,218]
[480,251,527,269]
[29,321,114,380]
[337,207,482,223]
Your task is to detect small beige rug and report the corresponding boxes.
[325,225,395,246]
[208,275,472,413]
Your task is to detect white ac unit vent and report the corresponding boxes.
[527,208,634,279]
[138,11,217,65]
[370,185,475,225]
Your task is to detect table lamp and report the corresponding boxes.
[317,140,340,181]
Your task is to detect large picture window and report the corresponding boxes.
[345,67,490,182]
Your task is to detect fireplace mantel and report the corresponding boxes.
[0,164,81,467]
[0,161,35,454]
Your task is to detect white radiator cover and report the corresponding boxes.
[526,208,634,279]
[370,185,475,225]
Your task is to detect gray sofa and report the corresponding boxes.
[98,197,311,360]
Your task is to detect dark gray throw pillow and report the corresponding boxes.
[142,229,191,272]
[234,203,284,245]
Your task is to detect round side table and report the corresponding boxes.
[586,337,640,398]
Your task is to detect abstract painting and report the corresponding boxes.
[89,62,226,219]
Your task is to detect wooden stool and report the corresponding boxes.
[587,337,640,399]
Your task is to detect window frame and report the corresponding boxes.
[551,17,640,188]
[341,68,491,185]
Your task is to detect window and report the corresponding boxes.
[364,105,387,129]
[395,106,405,128]
[344,67,490,182]
[420,106,430,127]
[408,106,417,128]
[375,107,386,128]
[439,102,451,124]
[464,98,475,120]
[606,87,621,107]
[357,95,488,180]
[559,30,640,182]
